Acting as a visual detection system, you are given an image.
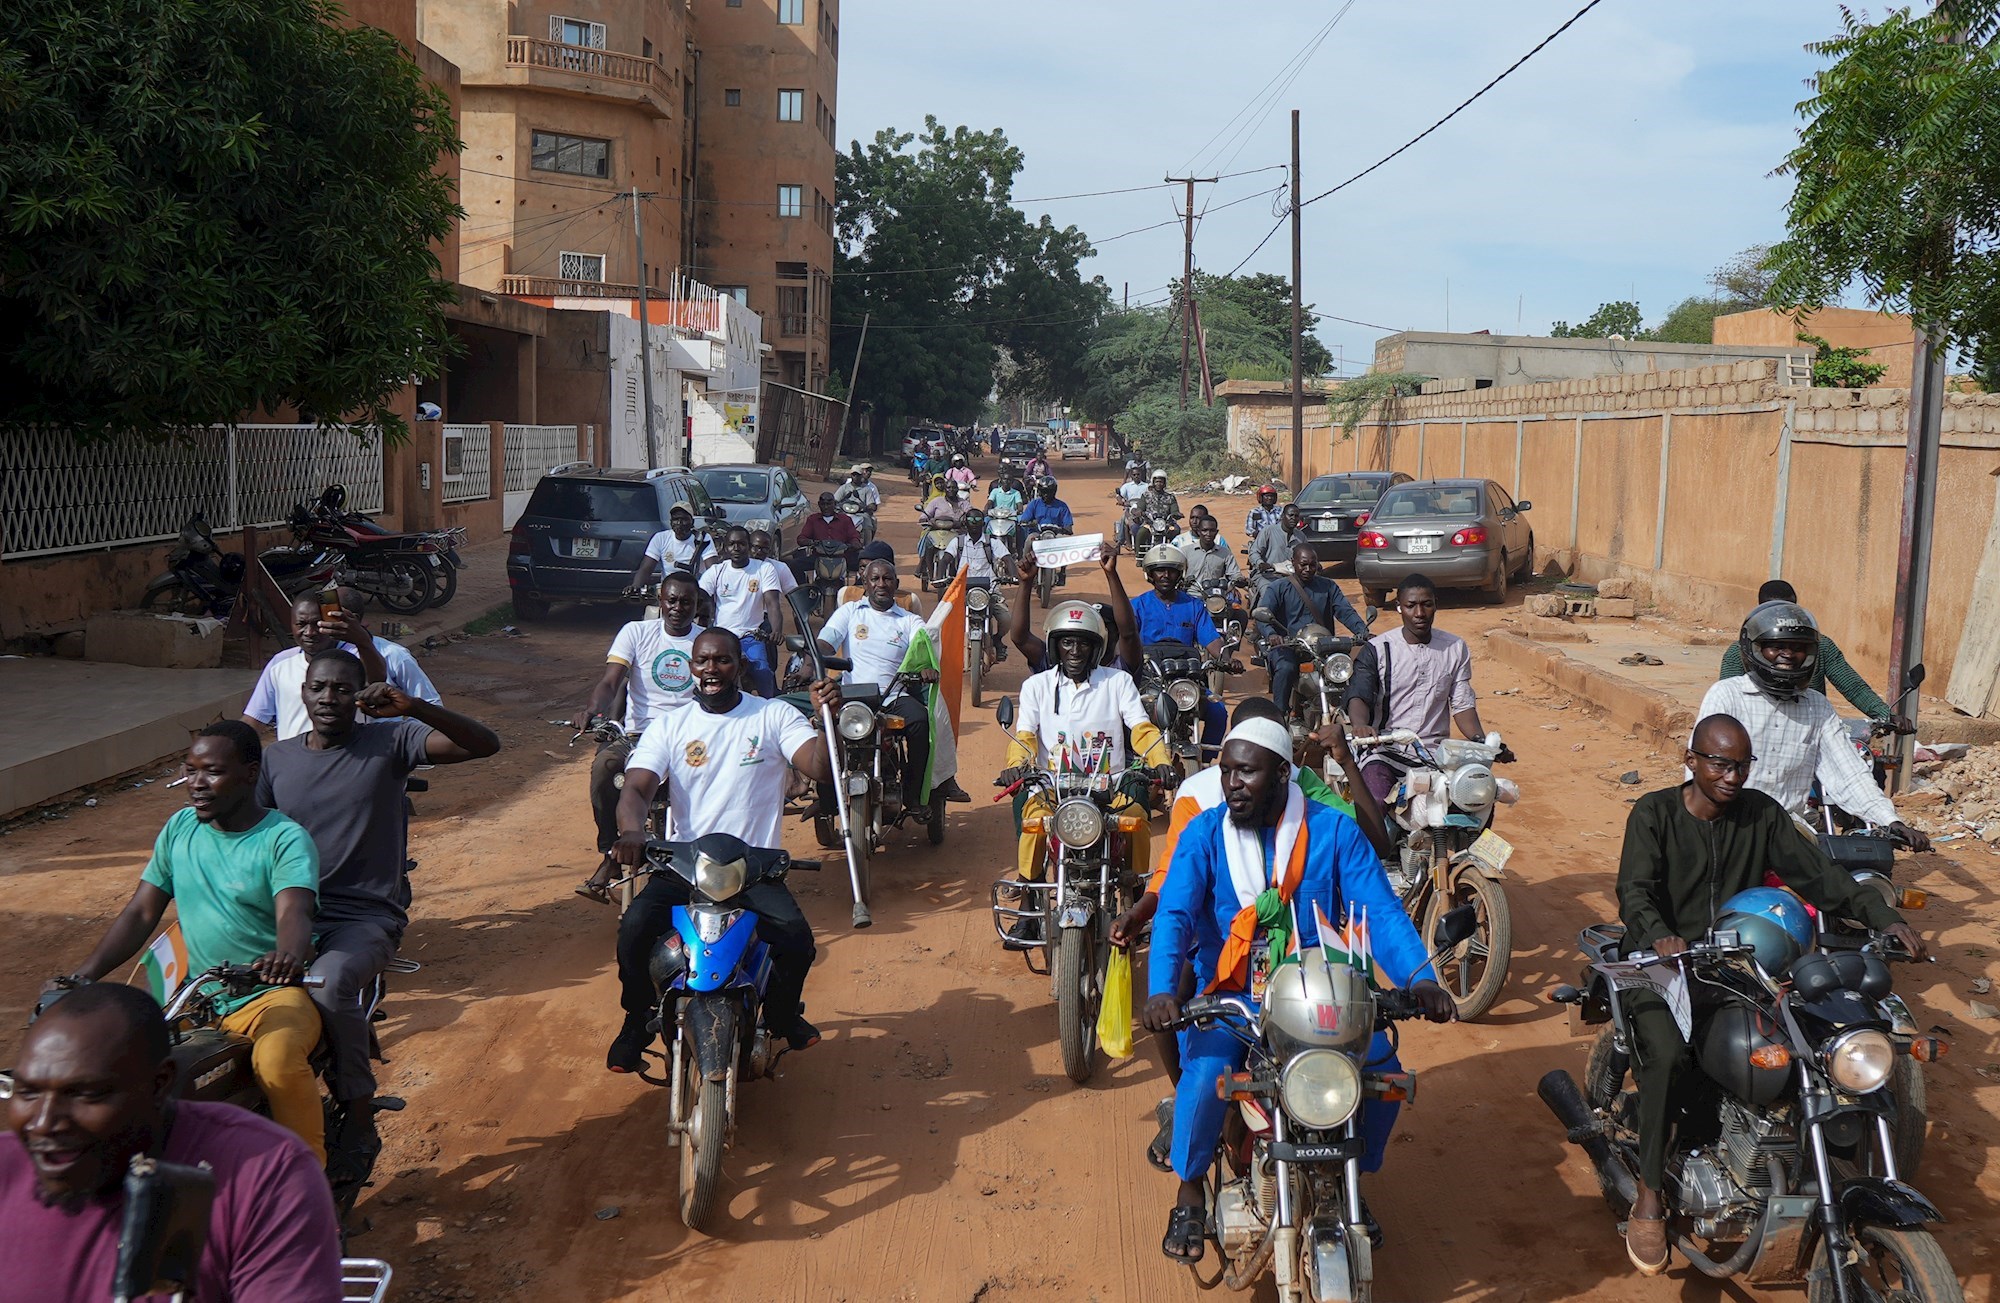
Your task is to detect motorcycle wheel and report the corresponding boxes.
[140,578,212,617]
[1423,871,1512,1021]
[845,793,874,927]
[1807,1226,1963,1303]
[374,557,436,615]
[1037,570,1055,610]
[677,1043,730,1230]
[1890,1055,1927,1178]
[428,556,459,608]
[969,639,986,708]
[1582,1027,1635,1216]
[1055,922,1101,1084]
[927,788,947,846]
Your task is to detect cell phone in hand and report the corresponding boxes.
[318,586,341,620]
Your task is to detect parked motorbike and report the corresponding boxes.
[1356,729,1518,1022]
[988,697,1163,1083]
[1031,524,1071,610]
[1166,906,1477,1301]
[1543,926,1956,1302]
[286,503,439,616]
[141,512,338,618]
[630,834,820,1230]
[313,484,465,609]
[801,539,851,620]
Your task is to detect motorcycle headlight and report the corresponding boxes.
[1205,595,1226,615]
[1448,764,1498,811]
[1278,1049,1362,1129]
[692,854,748,902]
[1168,679,1203,712]
[1825,1029,1895,1094]
[1322,652,1353,685]
[1051,797,1104,849]
[837,701,876,741]
[967,586,990,612]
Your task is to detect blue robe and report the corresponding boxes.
[1149,800,1436,1180]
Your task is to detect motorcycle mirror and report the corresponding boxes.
[1251,606,1276,625]
[1905,663,1926,690]
[1364,605,1379,626]
[783,634,808,654]
[995,697,1016,729]
[1435,903,1479,948]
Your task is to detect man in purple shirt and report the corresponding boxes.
[1,982,341,1303]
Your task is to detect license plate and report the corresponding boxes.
[1314,517,1339,533]
[572,538,600,558]
[1404,536,1436,554]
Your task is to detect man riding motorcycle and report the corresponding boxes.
[608,630,841,1070]
[1139,718,1454,1262]
[1718,580,1907,726]
[1254,542,1371,724]
[1019,478,1074,533]
[1130,544,1234,758]
[1611,712,1927,1275]
[944,453,978,494]
[945,509,1011,661]
[1178,513,1242,592]
[834,464,882,543]
[792,491,862,580]
[1247,502,1307,579]
[984,475,1026,558]
[1698,600,1930,850]
[917,482,972,568]
[996,604,1172,947]
[630,504,711,592]
[1113,466,1150,547]
[1243,484,1283,546]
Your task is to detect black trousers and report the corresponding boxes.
[616,870,816,1031]
[1626,989,1723,1190]
[885,694,931,805]
[1267,648,1305,719]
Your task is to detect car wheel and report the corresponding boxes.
[1486,552,1509,605]
[1518,532,1536,579]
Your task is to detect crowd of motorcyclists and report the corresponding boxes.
[4,431,1963,1303]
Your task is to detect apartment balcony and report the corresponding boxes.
[500,275,643,300]
[499,36,670,118]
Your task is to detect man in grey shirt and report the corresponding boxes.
[1248,503,1306,580]
[257,649,500,1167]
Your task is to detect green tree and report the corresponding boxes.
[1550,300,1650,339]
[1652,296,1729,344]
[1798,332,1889,388]
[1710,244,1780,306]
[1768,2,2000,371]
[0,0,462,443]
[831,118,1106,434]
[1322,371,1432,434]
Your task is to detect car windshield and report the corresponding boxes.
[694,468,769,505]
[1372,484,1483,521]
[524,480,659,523]
[1298,476,1389,507]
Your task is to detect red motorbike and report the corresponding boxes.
[287,492,442,615]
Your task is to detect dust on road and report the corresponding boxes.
[3,459,1994,1302]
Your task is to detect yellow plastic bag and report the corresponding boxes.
[1098,947,1134,1058]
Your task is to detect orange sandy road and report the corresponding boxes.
[1,456,1992,1302]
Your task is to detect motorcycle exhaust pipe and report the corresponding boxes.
[1537,1069,1637,1208]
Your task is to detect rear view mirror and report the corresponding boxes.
[1906,664,1926,690]
[1515,500,1533,512]
[995,697,1016,729]
[1435,904,1479,948]
[1364,605,1379,626]
[783,634,808,654]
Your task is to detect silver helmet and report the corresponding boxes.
[1043,601,1108,663]
[1738,600,1819,699]
[1262,950,1374,1053]
[1141,543,1188,573]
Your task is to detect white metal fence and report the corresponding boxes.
[440,424,492,504]
[501,424,579,527]
[1,424,385,560]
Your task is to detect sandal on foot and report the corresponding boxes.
[575,879,613,905]
[1625,1215,1669,1276]
[1161,1203,1205,1264]
[1146,1097,1175,1173]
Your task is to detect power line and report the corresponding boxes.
[1182,8,1354,177]
[1205,1,1358,182]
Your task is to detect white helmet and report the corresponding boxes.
[1042,601,1108,661]
[1150,470,1168,484]
[1141,544,1188,573]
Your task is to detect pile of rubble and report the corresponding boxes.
[1895,743,2000,841]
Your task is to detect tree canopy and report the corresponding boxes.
[1549,300,1647,339]
[830,118,1107,432]
[0,0,462,443]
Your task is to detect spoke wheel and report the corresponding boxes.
[1808,1226,1963,1303]
[140,579,212,617]
[677,1044,730,1230]
[1422,871,1512,1021]
[1055,921,1102,1084]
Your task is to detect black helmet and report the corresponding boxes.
[1738,600,1820,698]
[1037,479,1057,499]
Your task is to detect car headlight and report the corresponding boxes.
[1322,652,1353,685]
[837,701,876,741]
[1448,764,1498,811]
[1051,798,1104,849]
[1168,679,1203,712]
[1825,1029,1895,1093]
[1278,1049,1362,1129]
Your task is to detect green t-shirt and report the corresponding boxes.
[141,807,320,1015]
[1296,766,1358,818]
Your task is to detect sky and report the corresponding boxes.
[836,0,1852,375]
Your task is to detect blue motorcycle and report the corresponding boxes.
[639,833,817,1228]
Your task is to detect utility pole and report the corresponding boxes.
[1164,174,1216,409]
[1289,109,1304,490]
[629,186,662,469]
[837,312,871,455]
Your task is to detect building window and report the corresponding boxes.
[778,0,804,23]
[724,88,741,107]
[549,16,606,47]
[814,189,833,233]
[718,285,750,306]
[559,251,606,283]
[727,0,741,6]
[532,130,610,179]
[777,184,803,218]
[777,285,808,337]
[778,88,803,122]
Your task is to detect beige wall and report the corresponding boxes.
[1294,358,2000,692]
[1716,307,1915,390]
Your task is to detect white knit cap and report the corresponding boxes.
[1220,717,1292,763]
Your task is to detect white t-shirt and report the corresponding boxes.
[645,529,708,572]
[946,534,1004,582]
[701,559,781,635]
[605,621,705,733]
[758,556,799,595]
[1117,481,1149,505]
[1016,665,1150,773]
[244,640,442,741]
[627,694,818,849]
[819,598,926,690]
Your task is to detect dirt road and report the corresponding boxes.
[3,459,1994,1302]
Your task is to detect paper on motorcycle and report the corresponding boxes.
[1465,828,1513,875]
[1032,532,1103,569]
[1597,959,1694,1041]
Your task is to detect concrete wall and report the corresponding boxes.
[1374,330,1803,387]
[1328,357,2000,693]
[1715,306,1915,390]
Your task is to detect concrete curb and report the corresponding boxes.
[1485,629,1696,747]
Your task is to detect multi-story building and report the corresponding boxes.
[689,0,838,394]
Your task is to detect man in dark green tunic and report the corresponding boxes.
[1612,713,1928,1276]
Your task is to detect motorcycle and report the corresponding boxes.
[1542,928,1957,1302]
[802,538,851,620]
[839,500,878,547]
[1128,506,1180,556]
[625,834,820,1229]
[1031,524,1071,609]
[1138,641,1232,794]
[1192,579,1249,696]
[1251,611,1359,746]
[987,508,1022,574]
[918,518,963,592]
[141,512,337,618]
[286,503,440,616]
[966,582,1001,709]
[1166,907,1477,1302]
[1356,729,1517,1022]
[988,697,1162,1083]
[313,484,466,609]
[1808,666,1929,936]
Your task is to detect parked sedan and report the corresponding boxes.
[692,463,810,551]
[1296,471,1411,567]
[1353,478,1534,604]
